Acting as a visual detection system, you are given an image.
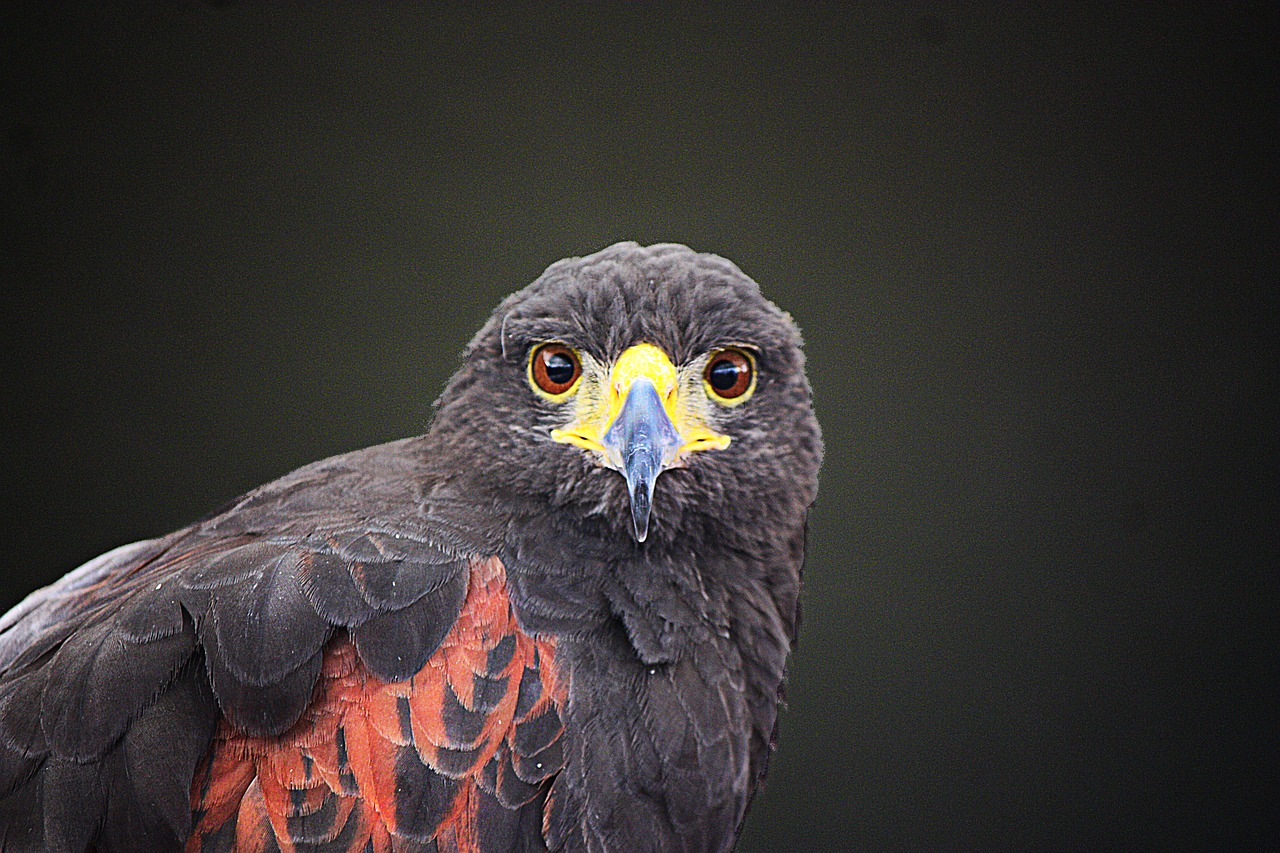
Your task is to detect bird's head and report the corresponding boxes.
[428,242,821,552]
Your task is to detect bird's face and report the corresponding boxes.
[430,243,821,552]
[532,340,753,541]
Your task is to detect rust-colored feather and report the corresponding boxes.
[187,556,565,852]
[233,779,277,853]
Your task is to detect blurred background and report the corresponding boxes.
[1,4,1274,849]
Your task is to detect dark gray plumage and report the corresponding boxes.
[0,242,821,852]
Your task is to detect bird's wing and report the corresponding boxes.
[0,440,566,852]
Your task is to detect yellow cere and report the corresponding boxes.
[550,343,731,461]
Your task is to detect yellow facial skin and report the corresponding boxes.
[546,343,733,465]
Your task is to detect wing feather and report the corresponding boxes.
[199,543,333,687]
[41,610,197,761]
[188,558,566,853]
[0,438,489,850]
[351,569,468,683]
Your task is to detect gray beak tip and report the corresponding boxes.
[603,378,680,545]
[629,482,652,543]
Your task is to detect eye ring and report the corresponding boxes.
[529,343,582,398]
[703,348,755,403]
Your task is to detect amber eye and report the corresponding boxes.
[704,348,754,401]
[530,343,582,397]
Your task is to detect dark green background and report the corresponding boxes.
[2,4,1274,849]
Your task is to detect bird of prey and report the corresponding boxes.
[0,242,822,852]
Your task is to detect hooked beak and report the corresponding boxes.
[601,378,682,542]
[549,343,731,543]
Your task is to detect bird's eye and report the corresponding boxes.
[529,343,582,398]
[703,348,755,403]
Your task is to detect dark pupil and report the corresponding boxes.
[708,358,742,391]
[544,352,575,385]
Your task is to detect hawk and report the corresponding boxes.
[0,242,822,852]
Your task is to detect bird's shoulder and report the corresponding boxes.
[0,433,489,693]
[0,435,531,850]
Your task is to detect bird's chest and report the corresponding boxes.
[502,545,765,848]
[538,616,758,850]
